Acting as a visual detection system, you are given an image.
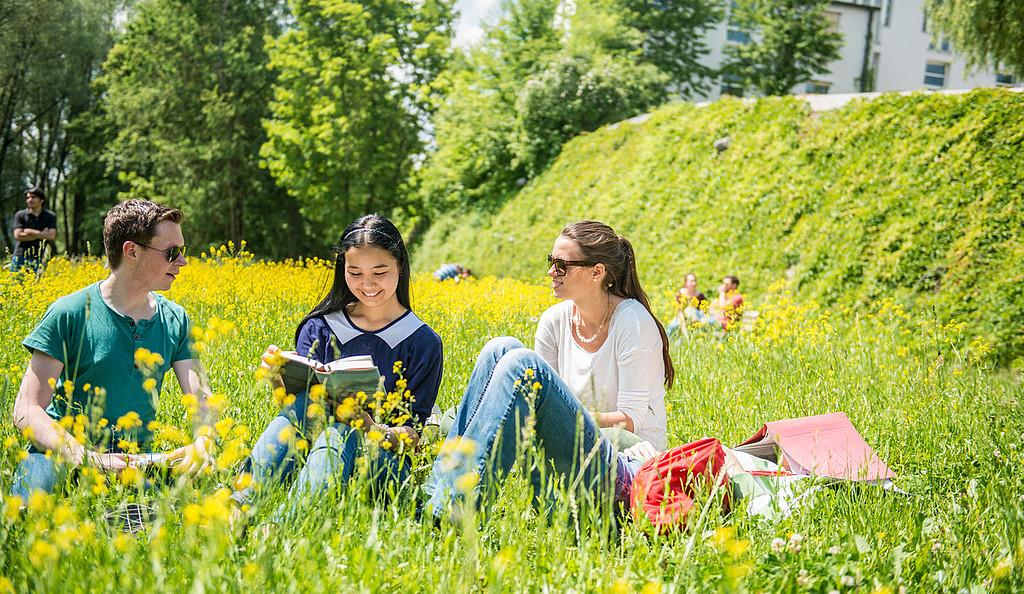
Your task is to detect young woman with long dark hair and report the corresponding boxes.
[232,214,443,517]
[422,220,672,519]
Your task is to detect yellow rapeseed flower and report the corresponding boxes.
[183,503,202,525]
[4,496,23,522]
[233,473,254,491]
[113,533,133,553]
[27,491,52,514]
[455,471,480,493]
[115,411,142,432]
[28,540,59,567]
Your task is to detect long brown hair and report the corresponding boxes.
[561,221,675,389]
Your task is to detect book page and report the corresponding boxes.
[323,354,375,373]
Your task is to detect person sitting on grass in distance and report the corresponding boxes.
[231,214,443,523]
[667,272,711,336]
[433,263,473,282]
[422,220,672,521]
[710,274,744,330]
[10,199,214,503]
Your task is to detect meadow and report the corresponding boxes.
[0,251,1021,593]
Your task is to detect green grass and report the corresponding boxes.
[413,89,1024,369]
[0,260,1022,593]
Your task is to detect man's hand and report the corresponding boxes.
[86,451,130,473]
[165,434,213,476]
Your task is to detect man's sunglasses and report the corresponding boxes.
[137,242,187,262]
[547,254,597,277]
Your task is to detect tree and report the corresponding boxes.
[925,0,1024,77]
[99,0,305,257]
[417,0,561,211]
[419,0,668,211]
[616,0,724,97]
[722,0,843,96]
[0,0,122,255]
[513,0,667,174]
[260,0,454,243]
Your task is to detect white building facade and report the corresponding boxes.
[696,0,1020,100]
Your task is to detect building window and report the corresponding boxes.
[824,11,841,33]
[924,61,948,87]
[996,72,1016,86]
[726,28,751,43]
[721,73,745,96]
[805,81,831,94]
[929,37,951,53]
[884,0,893,27]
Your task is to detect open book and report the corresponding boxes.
[733,412,895,482]
[279,351,383,397]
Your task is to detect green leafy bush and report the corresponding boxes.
[415,89,1024,367]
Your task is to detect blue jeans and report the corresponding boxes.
[233,390,410,521]
[422,337,637,519]
[11,446,154,503]
[11,452,68,503]
[10,255,42,274]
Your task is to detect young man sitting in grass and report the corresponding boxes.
[10,199,213,502]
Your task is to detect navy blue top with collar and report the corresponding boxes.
[295,309,443,427]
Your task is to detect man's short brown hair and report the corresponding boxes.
[103,200,182,269]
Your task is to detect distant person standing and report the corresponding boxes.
[711,275,744,330]
[11,186,57,273]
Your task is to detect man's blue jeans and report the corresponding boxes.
[233,390,410,521]
[423,337,637,519]
[11,452,68,503]
[11,445,148,503]
[10,255,42,274]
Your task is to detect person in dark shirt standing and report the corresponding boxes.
[11,186,57,273]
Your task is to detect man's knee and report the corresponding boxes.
[11,453,59,503]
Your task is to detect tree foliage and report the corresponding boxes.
[260,0,454,242]
[925,0,1024,77]
[723,0,843,96]
[0,0,121,255]
[418,0,692,214]
[618,0,724,97]
[99,0,303,256]
[415,89,1024,366]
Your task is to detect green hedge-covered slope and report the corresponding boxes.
[414,90,1024,366]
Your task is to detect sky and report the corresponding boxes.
[453,0,502,47]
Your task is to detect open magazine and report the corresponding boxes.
[732,412,895,482]
[278,351,383,397]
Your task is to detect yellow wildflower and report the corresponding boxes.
[28,540,58,568]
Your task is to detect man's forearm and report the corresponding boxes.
[13,405,88,465]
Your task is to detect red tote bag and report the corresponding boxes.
[629,437,730,531]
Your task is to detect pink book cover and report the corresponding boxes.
[736,412,896,482]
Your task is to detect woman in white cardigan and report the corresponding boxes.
[423,220,674,519]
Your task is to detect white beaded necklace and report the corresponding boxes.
[573,292,613,344]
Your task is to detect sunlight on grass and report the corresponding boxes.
[0,252,1021,592]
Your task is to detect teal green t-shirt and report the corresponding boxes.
[23,281,193,449]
